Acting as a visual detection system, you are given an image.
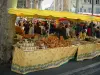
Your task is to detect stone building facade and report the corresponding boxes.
[17,0,26,8]
[77,0,100,14]
[54,0,69,11]
[49,0,76,12]
[49,0,100,14]
[26,0,43,9]
[17,0,43,9]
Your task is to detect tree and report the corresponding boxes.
[0,0,16,64]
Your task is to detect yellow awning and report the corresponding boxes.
[8,8,100,22]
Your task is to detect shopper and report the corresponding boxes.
[29,23,34,35]
[24,21,30,34]
[95,27,100,38]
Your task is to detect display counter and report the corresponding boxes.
[11,43,100,74]
[12,46,77,74]
[77,43,100,61]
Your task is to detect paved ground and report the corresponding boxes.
[1,56,100,75]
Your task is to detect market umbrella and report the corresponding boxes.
[58,18,68,21]
[61,21,69,24]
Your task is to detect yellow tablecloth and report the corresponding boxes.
[12,46,77,74]
[77,43,100,61]
[11,43,100,74]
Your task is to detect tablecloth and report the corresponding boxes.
[11,43,100,74]
[11,46,77,74]
[77,43,100,61]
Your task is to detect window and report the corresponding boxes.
[88,0,92,4]
[96,0,99,4]
[80,8,82,12]
[96,0,98,4]
[88,8,92,13]
[84,9,86,12]
[84,0,86,3]
[30,0,34,8]
[90,0,92,4]
[96,8,100,14]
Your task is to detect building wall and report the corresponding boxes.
[49,0,100,14]
[54,0,61,11]
[26,0,35,8]
[37,0,43,9]
[78,0,100,14]
[63,0,69,11]
[50,0,76,12]
[26,0,30,8]
[67,0,76,12]
[65,0,100,14]
[17,0,26,8]
[53,0,69,11]
[17,0,43,9]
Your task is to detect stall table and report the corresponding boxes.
[11,43,100,74]
[12,46,77,74]
[77,43,100,61]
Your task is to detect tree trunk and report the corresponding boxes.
[0,0,16,64]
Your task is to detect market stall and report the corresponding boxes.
[12,42,100,74]
[8,8,100,74]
